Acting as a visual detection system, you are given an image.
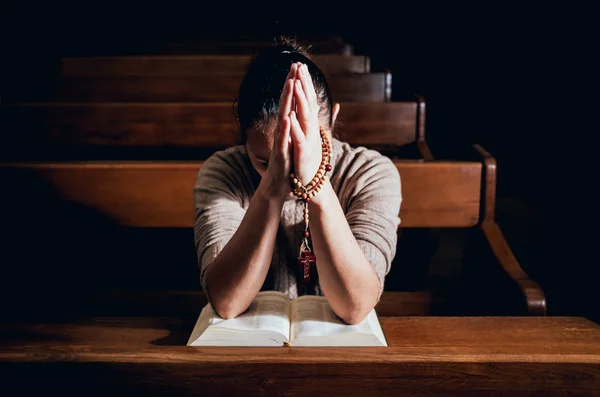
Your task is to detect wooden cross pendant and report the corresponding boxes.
[298,249,317,283]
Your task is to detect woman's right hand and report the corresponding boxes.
[261,63,298,200]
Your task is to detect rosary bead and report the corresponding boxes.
[325,164,332,171]
[302,193,308,199]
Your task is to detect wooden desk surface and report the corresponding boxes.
[1,291,599,396]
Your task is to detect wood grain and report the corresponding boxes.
[0,161,481,228]
[50,73,390,102]
[1,316,599,396]
[0,102,418,150]
[2,316,600,354]
[61,55,371,76]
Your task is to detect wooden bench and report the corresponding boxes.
[61,55,372,76]
[37,72,391,102]
[0,154,545,315]
[47,54,381,102]
[0,290,597,396]
[0,100,430,160]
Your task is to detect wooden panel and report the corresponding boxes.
[3,315,599,352]
[44,73,388,102]
[336,101,416,146]
[62,55,371,76]
[1,317,599,395]
[0,102,417,150]
[0,161,481,228]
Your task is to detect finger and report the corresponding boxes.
[281,63,298,115]
[289,111,306,146]
[279,78,295,119]
[299,63,318,108]
[294,79,311,129]
[295,62,302,79]
[278,115,291,156]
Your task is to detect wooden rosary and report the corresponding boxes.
[289,126,332,283]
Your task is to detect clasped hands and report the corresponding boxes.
[264,62,329,204]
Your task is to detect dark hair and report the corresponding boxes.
[234,40,334,143]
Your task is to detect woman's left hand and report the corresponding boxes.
[289,62,327,196]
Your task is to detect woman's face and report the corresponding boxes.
[245,124,275,179]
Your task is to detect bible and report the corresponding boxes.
[186,291,387,346]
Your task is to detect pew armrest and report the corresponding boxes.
[472,143,546,316]
[416,141,434,160]
[481,221,547,316]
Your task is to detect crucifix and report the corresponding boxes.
[298,249,316,283]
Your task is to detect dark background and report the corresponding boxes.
[1,3,591,320]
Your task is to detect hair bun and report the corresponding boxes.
[275,37,310,58]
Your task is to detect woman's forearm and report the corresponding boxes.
[308,181,381,324]
[205,180,285,319]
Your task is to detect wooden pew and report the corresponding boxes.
[54,72,390,102]
[4,72,390,103]
[0,157,545,315]
[0,295,598,396]
[0,101,428,160]
[61,55,371,76]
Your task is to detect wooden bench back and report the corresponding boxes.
[49,72,390,102]
[0,102,419,158]
[5,72,389,103]
[61,55,371,76]
[0,161,481,228]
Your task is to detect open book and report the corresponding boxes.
[186,291,387,347]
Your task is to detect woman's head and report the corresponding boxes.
[234,40,339,177]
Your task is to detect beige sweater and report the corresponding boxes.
[193,138,402,300]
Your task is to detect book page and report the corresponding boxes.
[187,291,291,346]
[290,295,387,346]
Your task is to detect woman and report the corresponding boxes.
[194,43,402,324]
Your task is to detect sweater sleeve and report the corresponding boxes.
[193,151,248,294]
[343,153,402,301]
